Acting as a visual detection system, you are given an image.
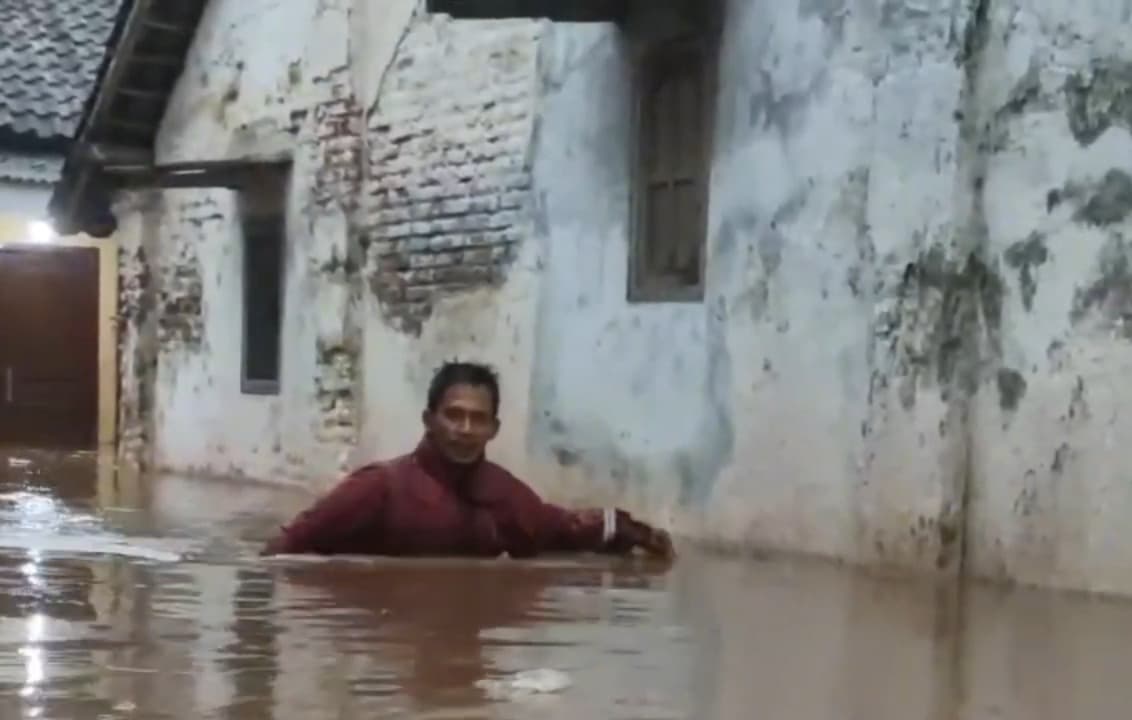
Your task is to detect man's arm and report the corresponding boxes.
[539,503,675,558]
[261,466,387,555]
[490,472,674,559]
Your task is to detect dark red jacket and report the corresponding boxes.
[264,438,639,557]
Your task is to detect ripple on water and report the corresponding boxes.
[16,453,1132,718]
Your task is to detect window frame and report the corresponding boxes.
[627,31,718,304]
[238,169,288,396]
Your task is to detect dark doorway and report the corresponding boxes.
[0,246,99,449]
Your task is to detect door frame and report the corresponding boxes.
[0,216,118,449]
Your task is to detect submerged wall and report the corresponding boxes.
[963,1,1132,594]
[114,0,401,483]
[524,0,979,574]
[108,0,1132,595]
[112,0,545,483]
[523,0,1132,595]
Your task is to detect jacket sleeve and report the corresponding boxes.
[262,467,387,555]
[538,503,640,555]
[492,473,637,557]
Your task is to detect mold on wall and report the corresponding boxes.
[518,0,991,573]
[955,0,1132,594]
[156,197,214,353]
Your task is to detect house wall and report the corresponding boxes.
[114,0,373,483]
[111,0,1132,594]
[522,0,978,574]
[964,1,1132,594]
[0,153,63,217]
[0,181,51,217]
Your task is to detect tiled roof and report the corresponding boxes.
[47,0,209,237]
[0,0,124,141]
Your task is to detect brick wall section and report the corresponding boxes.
[115,191,163,470]
[309,90,365,214]
[118,241,154,466]
[363,18,542,334]
[306,81,366,468]
[156,195,219,352]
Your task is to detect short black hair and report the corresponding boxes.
[426,360,501,416]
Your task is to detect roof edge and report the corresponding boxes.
[48,0,155,237]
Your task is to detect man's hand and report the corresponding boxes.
[642,526,676,560]
[619,516,676,560]
[260,534,287,557]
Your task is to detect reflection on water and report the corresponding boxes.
[3,449,1132,718]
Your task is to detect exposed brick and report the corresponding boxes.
[408,250,461,269]
[311,81,367,466]
[361,17,540,335]
[114,191,163,471]
[109,12,550,480]
[311,92,365,217]
[155,195,212,351]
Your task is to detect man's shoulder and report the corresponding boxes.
[312,453,424,508]
[345,452,416,482]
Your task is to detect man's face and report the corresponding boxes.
[423,383,500,464]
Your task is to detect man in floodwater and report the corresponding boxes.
[262,361,674,559]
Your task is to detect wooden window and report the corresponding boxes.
[629,35,715,303]
[239,169,288,395]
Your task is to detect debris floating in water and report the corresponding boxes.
[476,668,572,700]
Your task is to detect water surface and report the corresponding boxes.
[1,449,1131,719]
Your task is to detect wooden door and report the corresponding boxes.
[0,246,100,449]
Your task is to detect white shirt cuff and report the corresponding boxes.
[602,508,617,544]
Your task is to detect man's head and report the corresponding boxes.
[422,360,501,464]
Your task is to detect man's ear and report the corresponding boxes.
[421,409,431,429]
[488,417,501,440]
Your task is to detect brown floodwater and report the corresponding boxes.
[2,449,1132,719]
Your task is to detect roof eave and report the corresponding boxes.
[425,0,627,22]
[50,0,210,237]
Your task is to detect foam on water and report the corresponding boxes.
[0,533,187,563]
[0,487,192,562]
[476,669,573,700]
